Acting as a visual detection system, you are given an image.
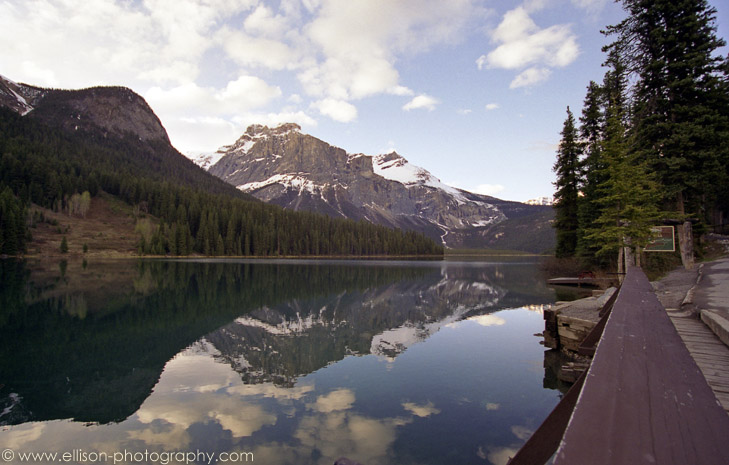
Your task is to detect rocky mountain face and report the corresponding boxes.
[0,74,169,143]
[200,123,554,252]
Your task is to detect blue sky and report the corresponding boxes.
[1,0,727,202]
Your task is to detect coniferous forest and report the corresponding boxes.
[553,0,728,269]
[0,106,443,257]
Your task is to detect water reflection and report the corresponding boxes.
[1,258,559,465]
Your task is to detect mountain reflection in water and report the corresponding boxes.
[0,258,560,465]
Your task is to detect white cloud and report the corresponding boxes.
[0,0,254,87]
[485,103,500,111]
[312,98,358,122]
[244,4,290,37]
[388,85,415,97]
[147,76,282,116]
[217,27,298,70]
[144,76,318,151]
[0,0,487,149]
[309,389,356,413]
[510,67,552,88]
[402,401,441,418]
[487,447,522,465]
[477,6,579,88]
[469,314,506,327]
[300,0,480,108]
[571,0,609,12]
[472,184,505,196]
[403,94,440,111]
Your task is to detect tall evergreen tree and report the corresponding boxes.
[585,104,661,270]
[577,81,606,260]
[605,0,728,218]
[0,187,26,255]
[553,107,582,258]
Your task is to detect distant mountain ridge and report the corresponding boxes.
[0,74,170,143]
[195,123,555,252]
[0,74,443,258]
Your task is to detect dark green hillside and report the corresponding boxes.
[0,107,443,257]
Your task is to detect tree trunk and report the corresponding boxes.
[618,247,625,282]
[624,246,635,268]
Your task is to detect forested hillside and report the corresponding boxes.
[0,106,443,257]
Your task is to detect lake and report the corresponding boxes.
[0,258,569,465]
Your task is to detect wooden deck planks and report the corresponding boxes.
[553,267,729,465]
[668,312,729,413]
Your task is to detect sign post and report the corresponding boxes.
[644,226,675,252]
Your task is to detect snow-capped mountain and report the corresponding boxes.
[192,123,554,252]
[526,196,554,206]
[203,267,511,386]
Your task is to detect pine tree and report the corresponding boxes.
[605,0,728,217]
[0,187,26,255]
[585,104,661,271]
[577,81,606,260]
[60,236,69,254]
[553,107,583,258]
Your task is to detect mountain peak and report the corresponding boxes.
[190,121,554,252]
[245,122,301,138]
[0,76,170,143]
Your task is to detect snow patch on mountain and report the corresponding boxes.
[370,304,472,360]
[237,173,321,194]
[373,152,492,207]
[0,74,35,115]
[189,151,226,171]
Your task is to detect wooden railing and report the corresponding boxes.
[508,266,729,464]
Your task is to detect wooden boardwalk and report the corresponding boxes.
[668,310,729,413]
[509,267,729,465]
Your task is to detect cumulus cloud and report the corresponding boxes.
[403,94,440,111]
[144,76,321,152]
[0,0,256,87]
[485,103,500,111]
[312,98,358,122]
[477,6,579,88]
[300,0,480,113]
[0,0,487,148]
[402,401,441,418]
[147,76,282,115]
[217,27,298,70]
[510,67,552,89]
[308,389,356,413]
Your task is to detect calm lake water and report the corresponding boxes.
[0,258,569,465]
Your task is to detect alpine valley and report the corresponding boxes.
[0,74,553,255]
[192,124,555,253]
[0,75,442,257]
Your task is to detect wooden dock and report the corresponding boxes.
[668,310,729,413]
[546,277,602,287]
[509,267,729,465]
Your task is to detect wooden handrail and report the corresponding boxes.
[510,267,729,465]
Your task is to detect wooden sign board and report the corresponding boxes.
[645,226,675,252]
